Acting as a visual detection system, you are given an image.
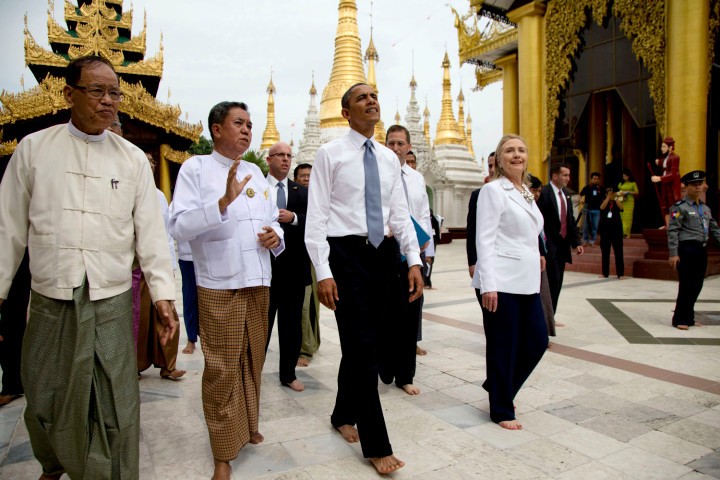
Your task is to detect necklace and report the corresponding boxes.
[514,184,534,203]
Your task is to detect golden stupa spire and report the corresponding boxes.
[365,3,385,143]
[456,86,468,147]
[434,51,463,145]
[466,112,475,156]
[319,0,367,129]
[261,71,280,151]
[423,98,431,145]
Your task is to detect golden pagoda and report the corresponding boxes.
[260,72,280,151]
[456,87,468,146]
[365,31,385,143]
[434,52,464,146]
[1,0,201,200]
[423,101,431,145]
[319,0,367,130]
[465,112,475,156]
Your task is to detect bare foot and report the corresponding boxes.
[555,322,565,327]
[182,341,195,354]
[370,455,405,474]
[415,346,427,355]
[250,431,264,444]
[39,474,63,480]
[0,394,22,407]
[401,384,420,395]
[284,379,305,392]
[211,460,231,480]
[334,424,359,443]
[498,419,522,430]
[695,322,704,327]
[297,356,310,367]
[675,325,689,330]
[161,369,186,380]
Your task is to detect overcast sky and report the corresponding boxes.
[0,0,503,162]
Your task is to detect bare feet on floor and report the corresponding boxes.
[675,325,689,330]
[370,455,405,474]
[39,474,63,480]
[0,394,22,407]
[250,431,264,444]
[555,322,565,327]
[334,424,359,443]
[211,460,231,480]
[297,356,310,367]
[498,419,522,430]
[182,341,195,354]
[284,379,305,392]
[415,346,427,355]
[401,384,420,395]
[161,369,186,380]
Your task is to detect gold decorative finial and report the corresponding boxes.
[423,97,431,144]
[319,0,367,129]
[261,70,280,150]
[466,112,475,156]
[435,51,463,145]
[457,84,468,147]
[20,75,25,91]
[310,71,317,95]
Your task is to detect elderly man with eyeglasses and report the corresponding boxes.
[265,141,311,392]
[0,55,176,479]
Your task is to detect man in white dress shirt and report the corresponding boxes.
[384,125,433,395]
[305,83,423,474]
[169,101,284,480]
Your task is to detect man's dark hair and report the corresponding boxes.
[66,55,117,86]
[406,150,415,157]
[529,175,542,189]
[208,101,249,141]
[590,171,601,178]
[341,83,370,109]
[293,163,312,178]
[488,151,496,166]
[386,125,410,143]
[550,162,569,176]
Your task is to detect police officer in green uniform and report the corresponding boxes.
[667,170,720,330]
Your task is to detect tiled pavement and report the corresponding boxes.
[1,240,719,479]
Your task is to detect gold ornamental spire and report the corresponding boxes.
[319,0,367,129]
[423,100,431,145]
[365,28,385,143]
[456,87,468,147]
[466,112,475,156]
[261,72,280,151]
[434,52,463,145]
[395,109,401,124]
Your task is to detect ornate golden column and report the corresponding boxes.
[496,54,519,135]
[666,0,709,173]
[508,1,547,178]
[159,146,172,202]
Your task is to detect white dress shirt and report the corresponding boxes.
[169,151,285,290]
[550,181,567,220]
[156,189,177,269]
[305,129,421,281]
[401,163,435,257]
[472,177,544,295]
[266,174,298,225]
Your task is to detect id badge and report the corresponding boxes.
[607,211,612,219]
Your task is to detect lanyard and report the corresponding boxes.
[692,202,709,237]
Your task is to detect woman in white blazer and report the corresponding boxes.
[471,134,548,430]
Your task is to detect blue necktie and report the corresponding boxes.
[364,139,384,248]
[276,182,286,209]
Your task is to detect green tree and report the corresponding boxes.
[242,149,268,175]
[188,135,213,155]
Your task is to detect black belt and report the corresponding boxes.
[679,240,707,248]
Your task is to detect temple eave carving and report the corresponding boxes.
[474,68,503,91]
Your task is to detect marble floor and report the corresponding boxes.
[1,240,720,479]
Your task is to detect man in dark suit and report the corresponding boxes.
[467,152,495,278]
[536,163,584,313]
[266,141,311,391]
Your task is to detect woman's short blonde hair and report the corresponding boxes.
[493,134,530,184]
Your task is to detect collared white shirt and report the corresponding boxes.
[401,163,435,257]
[305,129,421,281]
[169,151,285,290]
[266,174,298,226]
[550,181,567,220]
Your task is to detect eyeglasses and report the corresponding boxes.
[269,152,294,159]
[72,85,124,102]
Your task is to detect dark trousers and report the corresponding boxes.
[268,272,306,385]
[600,228,624,278]
[380,258,421,387]
[672,241,707,327]
[544,254,565,313]
[178,260,199,343]
[329,236,400,458]
[0,251,30,396]
[477,290,547,423]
